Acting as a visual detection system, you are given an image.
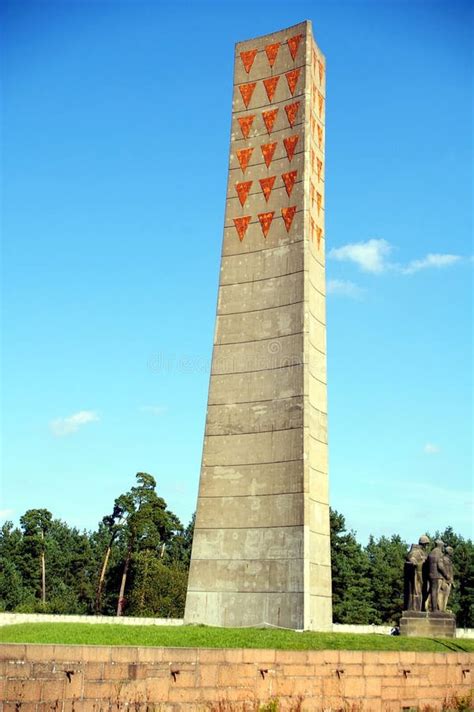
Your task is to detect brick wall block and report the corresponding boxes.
[63,700,87,712]
[3,660,31,679]
[197,648,227,663]
[341,662,363,676]
[106,646,137,663]
[343,675,365,697]
[364,663,383,676]
[242,648,276,663]
[63,670,83,699]
[78,645,113,663]
[103,661,130,679]
[376,652,400,663]
[339,650,364,663]
[381,685,401,700]
[80,661,103,680]
[40,679,66,701]
[218,663,259,686]
[291,676,321,696]
[82,679,118,700]
[24,645,54,662]
[168,668,197,687]
[5,679,41,702]
[282,663,315,676]
[198,663,220,687]
[163,647,199,663]
[313,662,333,677]
[381,674,404,688]
[136,647,165,663]
[322,675,344,698]
[365,676,382,697]
[145,675,169,700]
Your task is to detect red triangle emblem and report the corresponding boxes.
[262,108,279,134]
[259,176,276,202]
[258,211,274,238]
[317,158,323,182]
[316,191,322,215]
[281,206,297,233]
[316,226,323,248]
[265,42,280,68]
[285,68,301,96]
[261,141,277,168]
[283,134,299,161]
[282,170,297,197]
[317,125,323,149]
[318,92,324,117]
[318,60,325,84]
[233,216,251,242]
[235,181,252,207]
[239,82,256,108]
[240,49,258,74]
[263,76,280,103]
[236,147,253,173]
[284,101,300,128]
[237,115,255,139]
[287,33,303,61]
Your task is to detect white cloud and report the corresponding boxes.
[329,238,465,279]
[327,279,364,299]
[50,410,99,437]
[402,253,462,275]
[424,442,440,455]
[0,509,14,520]
[329,239,392,274]
[140,405,167,416]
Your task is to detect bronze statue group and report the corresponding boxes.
[404,536,454,613]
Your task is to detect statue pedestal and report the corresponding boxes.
[400,611,456,638]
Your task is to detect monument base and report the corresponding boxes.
[400,610,456,638]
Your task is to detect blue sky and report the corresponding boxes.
[1,0,472,543]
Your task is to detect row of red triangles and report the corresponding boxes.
[239,68,301,107]
[233,207,297,241]
[238,102,300,139]
[235,171,298,206]
[236,135,299,172]
[240,34,303,73]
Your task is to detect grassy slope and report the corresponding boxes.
[1,624,473,652]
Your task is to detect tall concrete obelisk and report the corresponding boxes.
[184,20,332,631]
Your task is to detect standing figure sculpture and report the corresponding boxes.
[400,534,456,638]
[427,539,451,612]
[438,545,454,612]
[404,535,431,611]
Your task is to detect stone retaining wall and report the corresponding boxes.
[1,644,472,711]
[0,613,184,627]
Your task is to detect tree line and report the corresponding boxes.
[0,473,472,627]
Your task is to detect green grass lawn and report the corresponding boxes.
[1,623,472,652]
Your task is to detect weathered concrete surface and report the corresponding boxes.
[185,20,331,630]
[400,611,457,638]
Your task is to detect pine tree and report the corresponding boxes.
[366,534,406,624]
[330,509,375,623]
